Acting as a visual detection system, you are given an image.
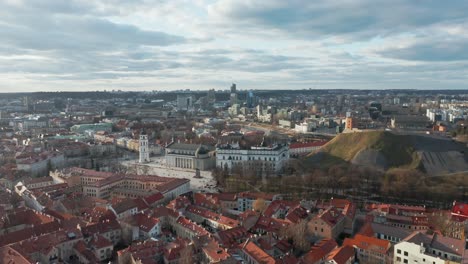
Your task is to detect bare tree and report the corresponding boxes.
[253,198,268,213]
[179,244,194,264]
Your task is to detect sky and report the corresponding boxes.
[1,0,468,92]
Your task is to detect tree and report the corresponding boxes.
[179,244,194,264]
[280,220,310,252]
[253,198,268,213]
[10,193,22,208]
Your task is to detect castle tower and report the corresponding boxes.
[139,132,150,163]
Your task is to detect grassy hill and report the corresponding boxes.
[304,131,422,170]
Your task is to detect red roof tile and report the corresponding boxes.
[343,234,390,254]
[241,240,277,264]
[326,246,354,264]
[301,239,338,264]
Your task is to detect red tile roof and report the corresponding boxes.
[254,216,290,234]
[301,239,338,264]
[143,192,164,206]
[74,240,100,263]
[241,240,277,264]
[216,226,249,248]
[326,246,354,264]
[343,234,390,254]
[285,205,308,224]
[186,205,239,228]
[89,234,113,249]
[317,207,344,227]
[451,201,468,221]
[0,246,32,264]
[132,213,160,233]
[81,218,120,237]
[176,217,209,237]
[117,240,164,264]
[202,237,231,262]
[10,229,83,259]
[0,220,62,247]
[238,192,277,201]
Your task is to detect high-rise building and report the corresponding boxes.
[230,83,236,94]
[139,133,150,163]
[177,95,194,110]
[207,89,216,102]
[230,93,238,106]
[246,90,256,108]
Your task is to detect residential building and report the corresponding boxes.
[310,207,345,240]
[394,232,465,264]
[343,234,391,264]
[239,239,276,264]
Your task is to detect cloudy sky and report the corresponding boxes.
[1,0,468,92]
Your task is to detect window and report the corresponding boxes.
[397,249,402,254]
[404,252,408,256]
[404,259,408,264]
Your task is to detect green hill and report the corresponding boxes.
[304,131,422,170]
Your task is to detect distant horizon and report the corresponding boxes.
[1,1,468,91]
[1,87,468,95]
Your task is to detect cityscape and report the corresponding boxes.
[0,88,467,263]
[1,1,468,264]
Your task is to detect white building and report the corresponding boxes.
[139,134,150,163]
[256,105,272,123]
[177,95,194,111]
[165,143,215,170]
[216,143,289,173]
[295,122,314,133]
[394,232,464,264]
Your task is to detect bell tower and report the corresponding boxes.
[139,132,149,163]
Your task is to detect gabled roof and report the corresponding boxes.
[285,205,308,224]
[81,218,120,236]
[343,234,390,254]
[143,192,164,205]
[112,199,138,214]
[358,222,411,242]
[132,213,160,233]
[316,207,344,227]
[0,246,32,264]
[403,231,465,256]
[301,239,338,264]
[216,226,249,248]
[89,234,112,249]
[241,240,277,264]
[326,246,354,264]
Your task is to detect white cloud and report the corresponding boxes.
[0,0,467,92]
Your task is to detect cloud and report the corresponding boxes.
[209,0,468,40]
[0,0,468,91]
[378,37,468,62]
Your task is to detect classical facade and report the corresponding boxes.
[216,143,289,173]
[165,143,215,170]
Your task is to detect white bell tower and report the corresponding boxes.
[139,132,150,163]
